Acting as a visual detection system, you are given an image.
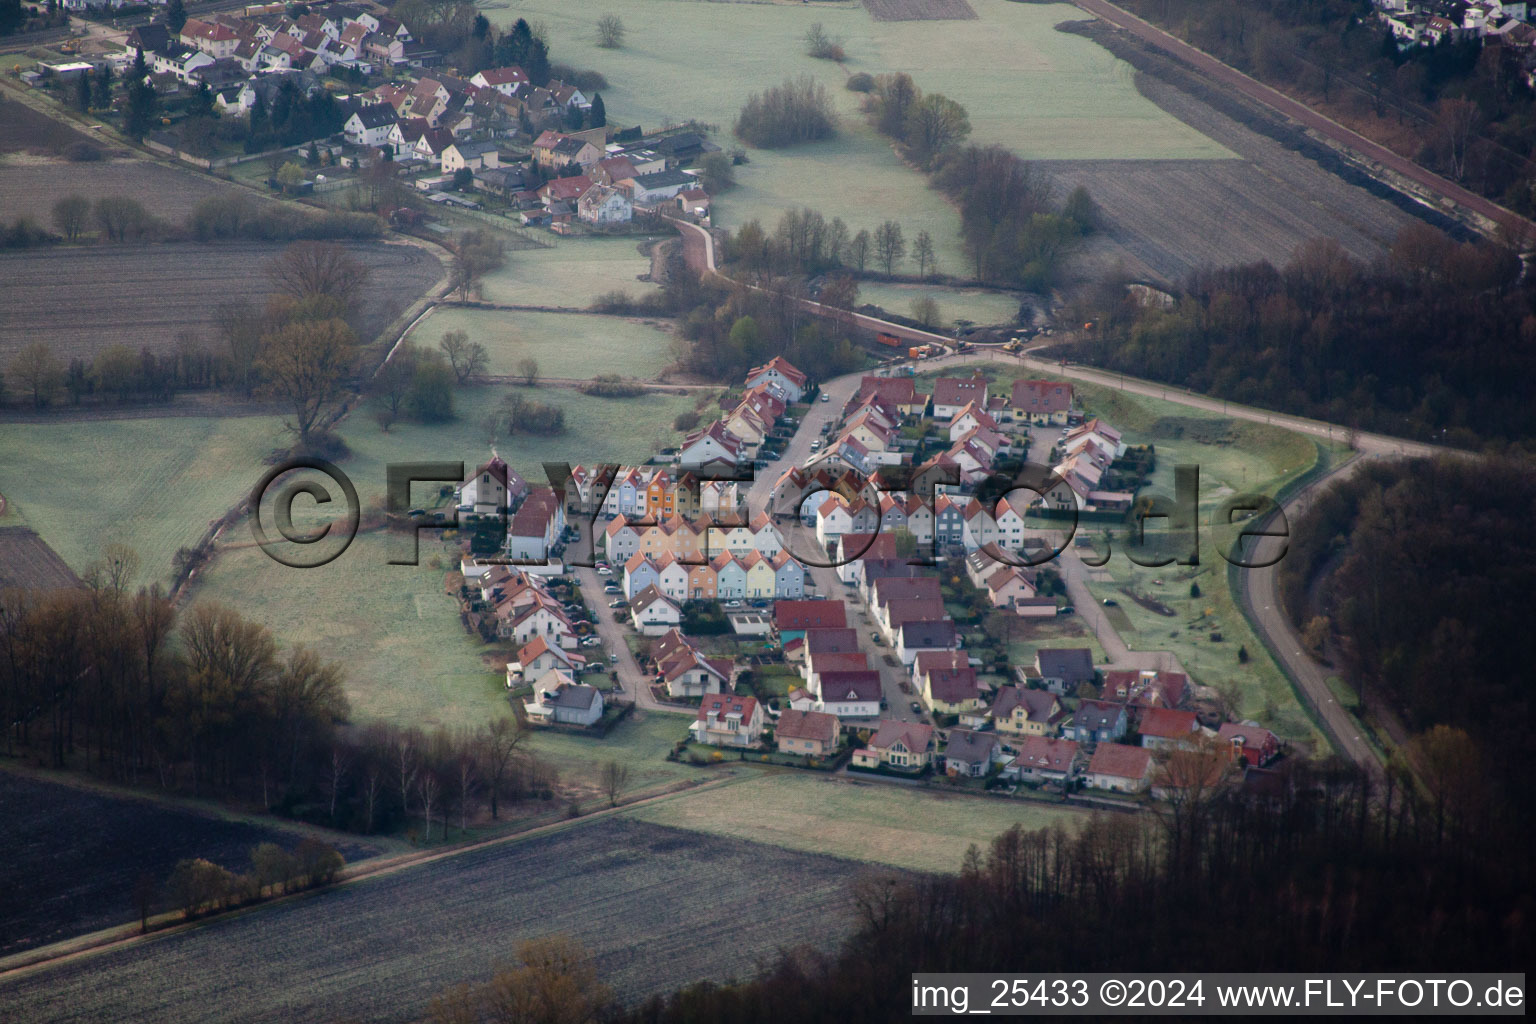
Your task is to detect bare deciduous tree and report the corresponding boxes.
[596,13,624,48]
[266,242,371,313]
[516,357,540,387]
[439,330,488,384]
[480,717,525,820]
[600,760,630,807]
[873,220,905,275]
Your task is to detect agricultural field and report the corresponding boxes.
[0,817,869,1020]
[855,281,1027,327]
[486,0,1227,272]
[0,770,381,958]
[407,308,676,381]
[0,157,238,224]
[1040,50,1427,284]
[0,526,79,590]
[0,413,289,589]
[0,241,443,368]
[475,236,660,309]
[0,87,112,156]
[626,772,1084,873]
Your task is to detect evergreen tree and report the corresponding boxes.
[525,36,550,87]
[165,0,186,34]
[74,72,91,112]
[190,81,214,118]
[563,103,583,131]
[587,92,606,129]
[249,91,268,138]
[92,63,113,109]
[123,51,157,139]
[472,13,489,40]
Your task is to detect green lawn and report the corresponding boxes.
[188,530,509,731]
[0,414,288,588]
[345,381,699,501]
[523,709,698,797]
[488,0,1228,273]
[1003,616,1109,673]
[406,308,676,381]
[476,236,660,308]
[855,281,1029,328]
[625,772,1084,874]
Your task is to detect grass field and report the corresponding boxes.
[475,236,660,308]
[0,413,288,589]
[0,770,381,958]
[0,817,867,1019]
[626,772,1083,874]
[522,710,699,798]
[189,531,508,731]
[187,382,699,729]
[407,308,676,380]
[487,0,1228,272]
[1001,616,1108,672]
[856,281,1027,327]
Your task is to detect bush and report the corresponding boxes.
[580,374,646,398]
[804,22,845,61]
[62,141,102,162]
[846,72,876,93]
[503,393,566,434]
[673,409,701,432]
[734,76,837,149]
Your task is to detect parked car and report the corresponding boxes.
[609,653,619,663]
[608,598,626,608]
[820,394,830,402]
[909,701,922,713]
[597,567,613,576]
[750,599,769,608]
[1060,605,1075,614]
[869,631,883,645]
[604,584,620,594]
[1102,598,1117,606]
[724,600,743,608]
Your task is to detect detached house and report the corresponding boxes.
[943,729,1000,777]
[775,709,840,757]
[1218,723,1281,767]
[1005,736,1081,784]
[344,103,398,147]
[1033,648,1096,696]
[855,720,934,772]
[523,673,604,727]
[1010,379,1074,425]
[1139,707,1202,751]
[690,694,764,747]
[1085,742,1153,793]
[576,184,633,224]
[987,685,1064,738]
[744,356,808,403]
[629,585,681,636]
[1066,699,1129,744]
[931,375,989,421]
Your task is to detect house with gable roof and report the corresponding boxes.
[690,694,763,747]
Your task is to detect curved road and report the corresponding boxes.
[676,218,1443,774]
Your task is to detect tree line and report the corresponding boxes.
[595,748,1527,1023]
[1118,0,1536,211]
[1279,454,1536,824]
[1068,226,1536,445]
[0,559,554,838]
[734,76,837,149]
[153,838,346,926]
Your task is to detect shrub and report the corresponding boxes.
[673,409,701,432]
[62,141,102,162]
[580,374,646,398]
[846,72,875,93]
[734,76,837,149]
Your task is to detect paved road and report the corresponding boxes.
[1075,0,1535,240]
[678,222,1447,773]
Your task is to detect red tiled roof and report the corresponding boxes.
[774,600,847,631]
[776,709,838,744]
[1139,707,1200,739]
[1088,742,1151,780]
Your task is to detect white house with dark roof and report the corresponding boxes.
[629,585,681,636]
[523,672,604,727]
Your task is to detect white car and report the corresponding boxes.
[724,600,743,609]
[597,566,613,576]
[820,394,830,402]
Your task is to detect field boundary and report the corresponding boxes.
[0,770,738,982]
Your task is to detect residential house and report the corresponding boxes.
[744,356,808,403]
[948,401,999,442]
[457,455,529,516]
[470,65,529,95]
[855,720,934,772]
[659,645,732,699]
[622,168,697,205]
[678,420,746,471]
[629,585,681,636]
[509,634,582,683]
[576,184,633,224]
[1005,735,1080,783]
[1010,379,1074,425]
[943,729,999,777]
[1066,700,1129,744]
[774,600,846,644]
[690,694,764,747]
[1104,669,1189,711]
[522,673,604,726]
[344,102,397,147]
[531,129,602,170]
[775,709,840,757]
[1217,723,1281,767]
[813,670,881,719]
[931,375,989,420]
[1085,742,1153,793]
[1138,707,1202,751]
[1033,648,1096,695]
[988,685,1063,738]
[441,140,500,174]
[896,619,957,666]
[918,662,983,716]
